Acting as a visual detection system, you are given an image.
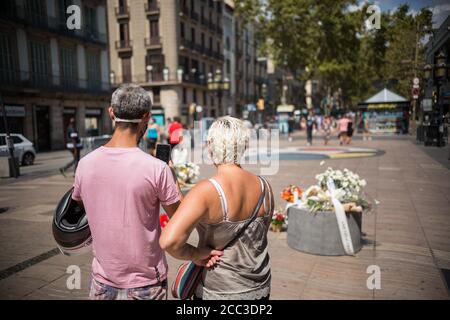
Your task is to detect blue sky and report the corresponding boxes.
[355,0,450,27]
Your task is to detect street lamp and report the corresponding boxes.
[109,71,116,86]
[422,51,448,147]
[177,66,184,82]
[435,51,448,79]
[423,64,432,80]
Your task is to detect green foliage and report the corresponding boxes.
[236,0,433,108]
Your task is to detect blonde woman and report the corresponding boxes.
[160,116,274,300]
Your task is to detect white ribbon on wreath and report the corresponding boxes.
[326,178,355,256]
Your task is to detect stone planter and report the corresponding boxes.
[287,206,362,256]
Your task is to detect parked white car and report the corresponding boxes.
[0,134,36,166]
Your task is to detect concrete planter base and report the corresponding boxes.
[287,206,362,256]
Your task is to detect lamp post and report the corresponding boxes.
[0,95,18,178]
[109,71,116,86]
[163,67,169,81]
[423,51,448,147]
[177,66,184,82]
[207,69,230,117]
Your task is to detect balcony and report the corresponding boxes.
[201,17,209,27]
[115,6,129,19]
[180,38,195,50]
[144,36,161,48]
[115,40,133,52]
[180,6,189,17]
[182,73,207,86]
[209,21,216,32]
[190,11,199,22]
[0,69,111,94]
[145,2,160,15]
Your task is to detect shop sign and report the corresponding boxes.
[367,103,397,110]
[0,105,25,117]
[85,108,102,116]
[421,99,432,112]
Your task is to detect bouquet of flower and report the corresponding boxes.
[270,210,286,232]
[281,185,302,203]
[174,162,200,186]
[302,167,369,213]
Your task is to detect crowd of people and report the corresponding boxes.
[274,110,371,146]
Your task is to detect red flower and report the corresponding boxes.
[160,214,169,228]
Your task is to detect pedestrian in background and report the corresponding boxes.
[322,115,332,145]
[306,110,316,146]
[168,116,183,149]
[145,117,160,156]
[59,117,83,177]
[362,114,372,141]
[338,114,350,145]
[346,113,354,145]
[288,116,295,142]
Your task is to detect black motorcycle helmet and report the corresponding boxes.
[52,188,92,256]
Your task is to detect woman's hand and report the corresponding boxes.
[193,248,223,269]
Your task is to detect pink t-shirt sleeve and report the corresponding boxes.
[72,164,82,201]
[157,164,181,205]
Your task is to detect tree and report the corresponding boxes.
[235,0,433,109]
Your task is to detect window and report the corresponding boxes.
[146,49,164,77]
[59,0,73,24]
[191,28,196,43]
[25,0,46,24]
[203,91,207,105]
[60,46,77,88]
[29,40,50,84]
[0,33,16,83]
[226,37,230,51]
[201,33,205,48]
[183,88,187,104]
[180,22,185,39]
[193,89,197,102]
[86,51,101,88]
[209,36,213,49]
[150,19,159,37]
[12,136,23,144]
[119,0,127,8]
[84,6,98,36]
[122,57,131,82]
[119,23,129,42]
[226,59,230,75]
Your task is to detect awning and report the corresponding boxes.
[276,104,295,113]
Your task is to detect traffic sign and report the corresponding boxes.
[413,77,419,85]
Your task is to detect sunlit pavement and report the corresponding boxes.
[0,133,449,299]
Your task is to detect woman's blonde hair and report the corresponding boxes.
[207,116,250,165]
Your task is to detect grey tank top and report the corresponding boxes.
[195,176,273,300]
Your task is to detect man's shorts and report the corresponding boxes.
[89,278,168,300]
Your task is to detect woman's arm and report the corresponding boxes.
[160,181,223,267]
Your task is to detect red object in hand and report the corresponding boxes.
[160,214,169,228]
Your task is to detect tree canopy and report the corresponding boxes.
[235,0,433,109]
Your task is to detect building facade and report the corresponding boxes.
[0,0,111,151]
[107,0,225,125]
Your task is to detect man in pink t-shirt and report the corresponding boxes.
[72,84,182,299]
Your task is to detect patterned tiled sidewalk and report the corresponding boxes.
[0,137,449,299]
